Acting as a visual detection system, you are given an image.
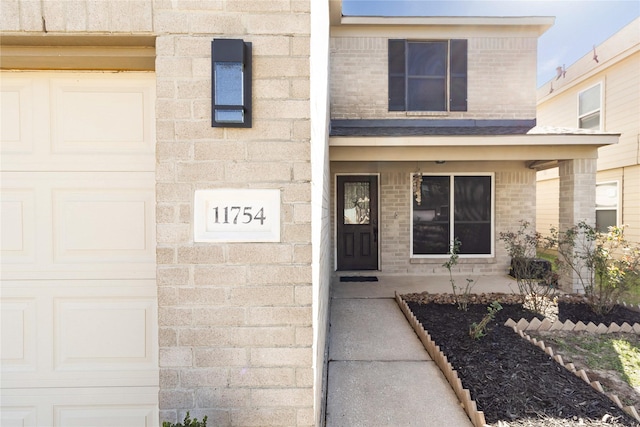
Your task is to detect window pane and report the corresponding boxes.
[215,109,244,123]
[578,84,600,116]
[215,62,243,105]
[344,182,370,225]
[596,183,618,208]
[413,176,450,255]
[455,223,492,254]
[407,78,446,111]
[579,111,600,130]
[454,176,491,255]
[408,42,446,76]
[596,210,617,233]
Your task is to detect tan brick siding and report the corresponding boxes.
[330,36,537,120]
[151,1,315,425]
[1,0,154,32]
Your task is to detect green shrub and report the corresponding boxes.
[499,220,558,314]
[469,301,503,340]
[163,412,207,427]
[442,238,476,311]
[547,222,640,315]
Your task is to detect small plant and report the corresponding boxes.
[443,238,476,311]
[547,222,640,315]
[163,412,208,427]
[469,301,502,339]
[499,220,558,314]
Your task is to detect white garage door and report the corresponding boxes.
[1,72,158,426]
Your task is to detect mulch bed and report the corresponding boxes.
[403,293,640,427]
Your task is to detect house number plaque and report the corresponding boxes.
[194,189,280,242]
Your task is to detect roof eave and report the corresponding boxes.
[333,16,555,36]
[329,133,620,147]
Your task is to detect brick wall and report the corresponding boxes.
[154,1,314,425]
[558,159,597,293]
[1,0,153,32]
[330,36,537,120]
[4,1,317,425]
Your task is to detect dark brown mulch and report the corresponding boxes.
[404,296,640,427]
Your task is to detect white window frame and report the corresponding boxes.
[595,180,619,233]
[410,172,495,259]
[577,82,603,131]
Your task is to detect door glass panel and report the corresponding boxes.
[343,182,370,225]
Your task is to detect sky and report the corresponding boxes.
[342,0,640,86]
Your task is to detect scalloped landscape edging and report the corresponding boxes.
[505,317,640,334]
[395,292,488,427]
[505,320,640,422]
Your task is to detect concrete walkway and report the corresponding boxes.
[324,275,517,427]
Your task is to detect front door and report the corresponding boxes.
[337,175,378,270]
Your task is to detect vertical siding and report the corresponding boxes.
[598,53,640,170]
[537,47,640,245]
[537,52,640,171]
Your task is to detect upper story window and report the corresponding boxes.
[388,39,467,112]
[595,181,618,233]
[578,83,602,130]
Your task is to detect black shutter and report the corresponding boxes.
[388,39,406,111]
[449,39,467,112]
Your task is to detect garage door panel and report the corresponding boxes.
[0,77,34,154]
[1,388,159,427]
[0,189,36,263]
[1,280,158,389]
[55,405,156,427]
[0,406,38,427]
[0,73,155,172]
[54,188,154,261]
[1,299,37,372]
[55,299,154,369]
[50,78,153,152]
[1,172,155,279]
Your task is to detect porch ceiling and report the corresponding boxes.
[329,134,620,169]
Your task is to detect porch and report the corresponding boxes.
[324,274,518,426]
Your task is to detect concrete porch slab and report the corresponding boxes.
[332,274,519,299]
[329,298,429,361]
[325,360,473,427]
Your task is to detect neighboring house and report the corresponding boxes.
[536,17,640,244]
[0,1,619,426]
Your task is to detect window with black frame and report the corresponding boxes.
[412,175,492,256]
[389,39,467,112]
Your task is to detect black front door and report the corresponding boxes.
[336,175,378,270]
